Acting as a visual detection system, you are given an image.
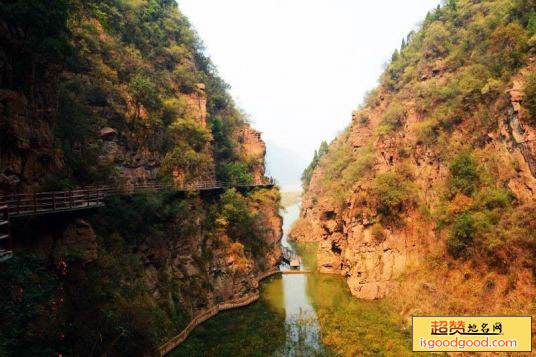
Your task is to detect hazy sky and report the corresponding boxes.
[178,0,439,186]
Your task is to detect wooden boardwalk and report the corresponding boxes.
[280,270,314,274]
[0,179,275,218]
[0,179,275,261]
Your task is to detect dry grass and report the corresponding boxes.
[390,245,536,352]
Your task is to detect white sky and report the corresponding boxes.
[178,0,439,186]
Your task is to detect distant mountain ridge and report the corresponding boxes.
[265,139,307,186]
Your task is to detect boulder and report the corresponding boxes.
[53,219,98,264]
[99,127,118,140]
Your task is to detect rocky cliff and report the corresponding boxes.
[291,0,536,319]
[0,1,282,355]
[239,126,267,184]
[0,1,263,193]
[3,185,282,355]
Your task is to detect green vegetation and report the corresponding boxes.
[304,0,536,281]
[307,0,536,208]
[307,274,419,356]
[1,1,279,354]
[379,101,405,133]
[529,9,536,35]
[376,0,534,141]
[443,186,529,269]
[0,192,196,355]
[55,78,110,185]
[310,133,374,206]
[448,151,479,196]
[173,265,424,357]
[523,73,536,125]
[0,243,167,355]
[1,0,256,187]
[446,212,475,259]
[219,162,254,184]
[96,190,196,245]
[0,255,64,356]
[443,152,519,263]
[2,0,73,63]
[171,276,286,357]
[372,168,415,224]
[129,75,161,120]
[371,222,386,242]
[441,154,534,271]
[301,141,329,190]
[219,189,272,256]
[0,188,279,355]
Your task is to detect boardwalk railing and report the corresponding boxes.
[0,178,275,262]
[0,205,11,262]
[0,188,107,217]
[0,178,275,218]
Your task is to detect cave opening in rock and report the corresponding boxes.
[331,242,342,255]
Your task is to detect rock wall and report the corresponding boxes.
[239,126,267,184]
[133,198,282,314]
[12,189,283,334]
[0,8,245,194]
[184,84,208,128]
[0,85,212,193]
[0,2,282,354]
[291,59,536,301]
[0,87,64,193]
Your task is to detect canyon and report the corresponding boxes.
[2,0,536,355]
[291,0,536,324]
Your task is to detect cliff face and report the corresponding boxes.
[0,1,282,355]
[292,0,536,317]
[0,88,63,190]
[239,127,267,184]
[5,185,282,355]
[0,1,261,193]
[292,99,439,299]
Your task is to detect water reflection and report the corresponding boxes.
[278,204,326,355]
[171,278,287,357]
[172,203,415,356]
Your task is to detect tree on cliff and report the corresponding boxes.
[301,141,329,190]
[128,75,161,121]
[523,73,536,125]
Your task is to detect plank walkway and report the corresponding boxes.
[0,178,275,261]
[280,270,314,274]
[0,179,275,218]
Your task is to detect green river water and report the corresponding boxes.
[171,204,417,356]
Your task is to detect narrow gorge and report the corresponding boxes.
[1,0,535,355]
